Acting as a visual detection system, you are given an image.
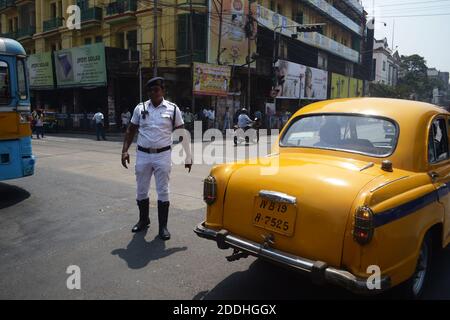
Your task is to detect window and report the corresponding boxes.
[270,0,276,11]
[50,3,57,18]
[126,30,137,51]
[318,52,328,70]
[280,115,398,157]
[17,59,27,100]
[428,118,449,163]
[0,61,11,105]
[382,61,386,71]
[294,11,303,24]
[116,32,125,49]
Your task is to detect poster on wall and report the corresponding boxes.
[330,73,350,98]
[209,0,257,66]
[274,60,328,100]
[193,63,232,97]
[54,43,107,88]
[27,52,54,89]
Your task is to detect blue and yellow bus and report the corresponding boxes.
[0,37,35,181]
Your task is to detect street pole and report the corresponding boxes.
[216,0,223,65]
[246,1,253,113]
[189,0,196,113]
[153,0,158,77]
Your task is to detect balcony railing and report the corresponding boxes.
[176,50,206,65]
[0,0,15,10]
[0,31,17,39]
[81,7,103,22]
[106,0,137,16]
[344,0,364,15]
[305,0,362,35]
[177,0,208,5]
[16,26,35,39]
[43,17,63,32]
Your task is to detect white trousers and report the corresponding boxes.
[135,149,172,202]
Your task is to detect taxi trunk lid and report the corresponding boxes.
[222,153,382,267]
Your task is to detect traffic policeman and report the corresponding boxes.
[121,77,192,240]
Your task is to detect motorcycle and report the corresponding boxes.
[233,117,261,145]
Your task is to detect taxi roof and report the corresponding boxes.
[297,98,448,120]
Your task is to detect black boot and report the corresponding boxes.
[158,200,171,240]
[132,198,150,233]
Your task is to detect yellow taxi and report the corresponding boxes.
[195,98,450,298]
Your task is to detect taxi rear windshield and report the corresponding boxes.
[280,114,398,157]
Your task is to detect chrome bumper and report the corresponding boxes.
[194,221,391,295]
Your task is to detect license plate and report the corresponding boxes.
[252,197,297,236]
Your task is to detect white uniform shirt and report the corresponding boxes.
[238,114,252,128]
[131,99,184,149]
[93,112,104,124]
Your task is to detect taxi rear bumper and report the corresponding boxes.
[194,221,391,295]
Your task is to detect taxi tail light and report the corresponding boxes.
[203,175,217,205]
[353,206,374,245]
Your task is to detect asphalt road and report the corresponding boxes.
[0,133,449,299]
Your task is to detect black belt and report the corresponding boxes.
[138,145,171,154]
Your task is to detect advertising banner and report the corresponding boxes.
[193,62,232,97]
[331,73,350,98]
[274,60,328,100]
[54,43,107,88]
[331,73,364,98]
[208,0,257,66]
[27,52,54,89]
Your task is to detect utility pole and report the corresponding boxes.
[153,0,158,77]
[246,1,254,113]
[189,0,196,112]
[216,0,224,65]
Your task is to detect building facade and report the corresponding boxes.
[0,0,372,130]
[372,37,400,86]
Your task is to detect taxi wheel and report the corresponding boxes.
[398,234,432,299]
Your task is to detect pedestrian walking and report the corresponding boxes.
[121,77,192,240]
[121,108,131,132]
[182,107,195,136]
[93,109,106,141]
[223,106,232,133]
[34,109,45,139]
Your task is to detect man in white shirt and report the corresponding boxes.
[121,77,192,240]
[92,109,106,141]
[238,108,253,129]
[121,108,131,132]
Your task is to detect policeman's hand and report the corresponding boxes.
[121,152,130,169]
[185,163,192,173]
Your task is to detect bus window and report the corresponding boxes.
[0,60,11,105]
[17,59,27,100]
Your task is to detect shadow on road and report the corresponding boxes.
[111,230,187,269]
[0,183,31,210]
[194,248,450,300]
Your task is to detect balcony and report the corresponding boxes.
[0,0,15,11]
[16,26,35,39]
[176,50,206,65]
[304,0,362,36]
[0,31,17,39]
[106,0,137,16]
[177,0,208,6]
[344,0,364,15]
[256,4,360,63]
[43,17,63,33]
[81,7,103,23]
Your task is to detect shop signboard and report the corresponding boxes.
[193,62,232,97]
[54,43,107,88]
[27,52,55,89]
